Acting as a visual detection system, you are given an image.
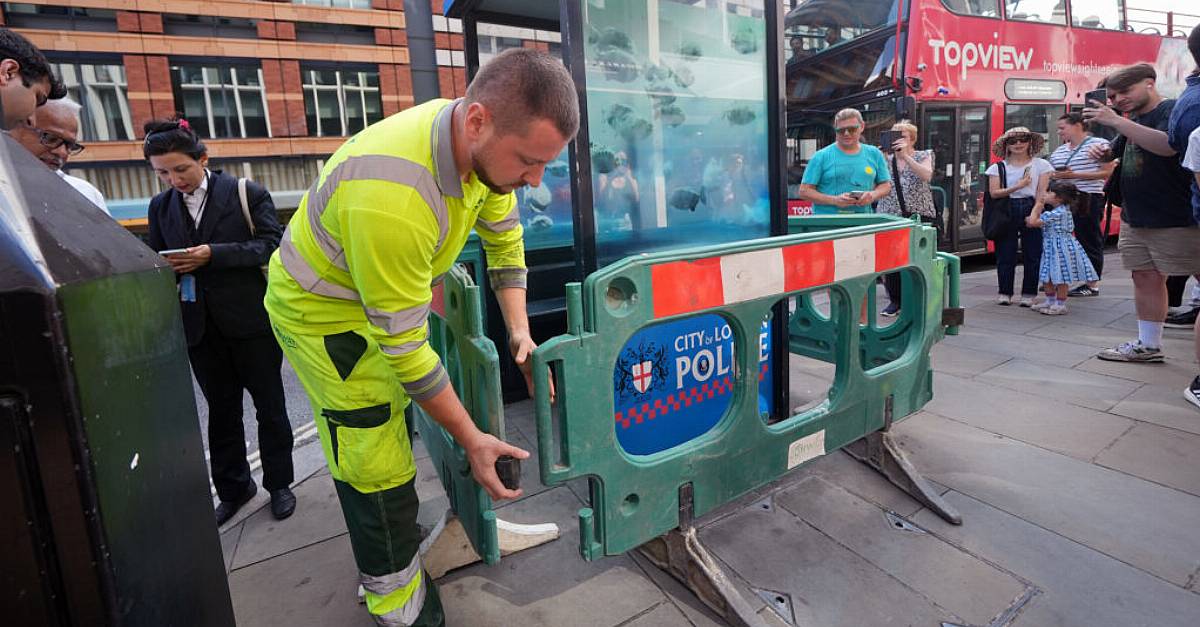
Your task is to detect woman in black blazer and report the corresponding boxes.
[144,118,296,525]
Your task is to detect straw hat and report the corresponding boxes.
[991,127,1045,158]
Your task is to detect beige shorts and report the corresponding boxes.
[1117,224,1200,275]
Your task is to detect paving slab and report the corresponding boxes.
[929,342,1012,378]
[976,358,1141,412]
[1109,384,1200,436]
[230,533,372,627]
[957,307,1055,334]
[925,372,1133,461]
[790,449,945,519]
[913,491,1200,627]
[1094,422,1200,496]
[221,522,243,574]
[621,601,694,627]
[626,551,728,627]
[700,501,956,626]
[894,412,1200,585]
[941,327,1097,368]
[776,476,1030,625]
[438,487,665,627]
[232,470,347,570]
[1074,355,1198,388]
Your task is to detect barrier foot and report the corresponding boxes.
[845,430,963,525]
[638,528,770,627]
[419,510,561,579]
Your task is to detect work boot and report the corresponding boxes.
[270,488,297,520]
[215,482,258,526]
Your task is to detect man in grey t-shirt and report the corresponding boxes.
[1047,112,1114,296]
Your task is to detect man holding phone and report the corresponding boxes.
[1083,63,1199,364]
[798,107,892,214]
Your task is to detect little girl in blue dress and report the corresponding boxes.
[1025,181,1098,315]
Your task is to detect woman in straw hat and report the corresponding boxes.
[985,126,1054,306]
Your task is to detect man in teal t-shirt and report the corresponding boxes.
[800,108,892,214]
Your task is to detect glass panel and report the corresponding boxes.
[786,35,896,106]
[344,72,361,87]
[316,90,342,136]
[314,70,339,86]
[304,89,320,136]
[364,90,383,125]
[209,90,233,138]
[518,146,573,249]
[1070,0,1123,30]
[236,67,262,87]
[938,0,1001,18]
[95,87,132,141]
[1004,104,1065,155]
[1005,0,1067,24]
[180,91,211,137]
[180,65,205,85]
[958,106,990,242]
[923,110,956,247]
[583,0,771,266]
[785,0,900,60]
[345,90,365,135]
[239,90,269,137]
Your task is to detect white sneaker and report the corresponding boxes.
[1041,304,1067,315]
[1031,300,1052,313]
[997,295,1012,306]
[1018,296,1036,308]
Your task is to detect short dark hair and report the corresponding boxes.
[0,28,66,99]
[1105,63,1156,92]
[1058,112,1085,126]
[465,48,579,140]
[142,118,207,161]
[1189,23,1200,70]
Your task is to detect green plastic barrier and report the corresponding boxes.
[407,264,507,565]
[532,214,959,559]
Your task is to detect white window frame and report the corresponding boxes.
[302,68,382,137]
[174,65,272,139]
[51,62,135,142]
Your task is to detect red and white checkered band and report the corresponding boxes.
[649,229,911,319]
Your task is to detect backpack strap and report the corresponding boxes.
[238,177,255,236]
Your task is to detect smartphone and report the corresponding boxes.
[1022,166,1032,180]
[847,191,866,200]
[159,248,189,257]
[879,130,902,150]
[1085,88,1107,107]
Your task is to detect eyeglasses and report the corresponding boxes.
[20,123,86,155]
[834,125,862,135]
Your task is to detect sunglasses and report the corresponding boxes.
[1007,136,1031,145]
[21,123,86,155]
[834,125,862,135]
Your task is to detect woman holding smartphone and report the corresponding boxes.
[144,118,297,526]
[986,127,1054,306]
[876,120,936,316]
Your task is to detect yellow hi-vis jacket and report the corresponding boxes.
[265,98,526,402]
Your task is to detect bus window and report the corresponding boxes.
[785,0,900,60]
[1070,0,1124,30]
[1004,0,1067,25]
[1005,103,1067,154]
[939,0,1001,18]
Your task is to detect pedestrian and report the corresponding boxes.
[264,48,578,626]
[986,127,1054,307]
[1084,63,1200,363]
[1026,181,1098,315]
[0,27,65,129]
[876,120,936,316]
[1177,123,1200,408]
[144,118,297,525]
[798,107,892,214]
[1163,23,1200,333]
[10,97,107,213]
[1047,112,1114,296]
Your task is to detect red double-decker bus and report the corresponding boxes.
[785,0,1196,255]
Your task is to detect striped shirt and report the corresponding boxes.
[1047,137,1109,194]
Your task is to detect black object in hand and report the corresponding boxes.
[495,455,521,491]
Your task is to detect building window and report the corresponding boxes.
[302,67,383,137]
[51,62,135,142]
[291,0,372,8]
[294,22,377,45]
[2,3,118,31]
[1005,0,1067,25]
[162,14,259,39]
[1070,0,1124,30]
[171,64,271,139]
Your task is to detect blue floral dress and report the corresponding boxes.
[1038,206,1098,284]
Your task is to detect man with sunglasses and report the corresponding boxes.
[798,108,891,215]
[10,97,108,213]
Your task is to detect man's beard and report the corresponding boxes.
[471,143,517,194]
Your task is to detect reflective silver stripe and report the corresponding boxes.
[361,554,426,627]
[379,339,427,356]
[278,231,361,301]
[475,205,520,234]
[403,364,449,401]
[488,267,528,290]
[431,99,464,199]
[309,154,452,258]
[364,303,430,335]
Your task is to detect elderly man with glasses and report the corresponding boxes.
[798,107,892,215]
[10,97,108,214]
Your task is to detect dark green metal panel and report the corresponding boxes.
[408,264,506,564]
[532,215,960,559]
